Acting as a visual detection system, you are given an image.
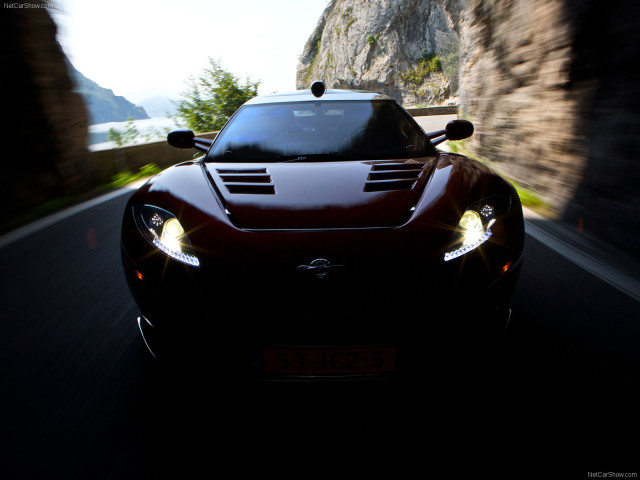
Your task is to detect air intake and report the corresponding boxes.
[216,168,275,194]
[364,163,426,192]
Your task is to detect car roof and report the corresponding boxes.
[244,88,394,105]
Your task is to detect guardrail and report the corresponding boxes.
[86,106,458,186]
[406,105,458,116]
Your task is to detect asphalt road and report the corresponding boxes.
[1,182,639,478]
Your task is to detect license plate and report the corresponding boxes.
[255,346,396,375]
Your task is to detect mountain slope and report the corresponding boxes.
[67,60,149,125]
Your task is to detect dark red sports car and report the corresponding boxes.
[121,82,524,381]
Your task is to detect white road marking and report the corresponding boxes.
[0,180,146,249]
[525,217,640,302]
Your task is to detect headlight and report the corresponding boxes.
[444,197,509,262]
[133,205,200,267]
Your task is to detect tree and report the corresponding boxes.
[174,59,260,133]
[107,117,140,146]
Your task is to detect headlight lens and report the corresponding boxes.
[444,197,507,262]
[458,210,485,247]
[133,205,200,267]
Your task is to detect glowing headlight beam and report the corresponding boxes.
[444,206,494,262]
[160,217,185,253]
[133,205,201,267]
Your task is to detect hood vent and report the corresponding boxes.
[216,168,275,195]
[364,163,427,192]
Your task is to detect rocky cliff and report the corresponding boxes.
[458,0,582,210]
[298,0,640,257]
[458,0,640,256]
[1,1,90,229]
[296,0,462,106]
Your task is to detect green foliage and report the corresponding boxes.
[107,121,171,147]
[440,52,460,85]
[3,163,164,232]
[366,34,378,46]
[400,53,442,85]
[446,140,553,213]
[108,163,162,189]
[345,17,356,32]
[140,126,172,143]
[107,117,140,146]
[508,179,553,211]
[447,140,462,153]
[174,59,260,133]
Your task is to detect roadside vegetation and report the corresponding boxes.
[107,60,259,148]
[173,58,260,133]
[1,163,163,233]
[399,53,442,85]
[107,118,172,147]
[107,163,162,189]
[3,60,258,233]
[107,118,140,147]
[447,140,555,216]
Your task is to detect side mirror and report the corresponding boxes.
[167,128,213,153]
[167,129,195,149]
[426,119,474,146]
[445,120,474,141]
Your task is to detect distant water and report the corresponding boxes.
[88,116,180,151]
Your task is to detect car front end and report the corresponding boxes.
[121,87,524,382]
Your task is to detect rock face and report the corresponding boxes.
[458,0,640,256]
[296,0,461,105]
[1,1,89,229]
[459,0,583,210]
[299,0,640,257]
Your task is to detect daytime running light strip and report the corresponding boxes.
[152,238,200,267]
[443,230,492,262]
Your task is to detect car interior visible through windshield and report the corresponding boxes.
[206,100,436,162]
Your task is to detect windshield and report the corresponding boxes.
[206,100,436,162]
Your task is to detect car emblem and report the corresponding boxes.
[296,258,344,278]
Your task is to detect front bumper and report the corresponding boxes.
[122,193,523,381]
[129,247,521,381]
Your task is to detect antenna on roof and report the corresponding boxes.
[310,81,326,98]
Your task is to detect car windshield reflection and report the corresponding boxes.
[206,100,436,162]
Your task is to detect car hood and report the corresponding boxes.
[204,159,436,230]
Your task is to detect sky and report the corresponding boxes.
[51,0,330,103]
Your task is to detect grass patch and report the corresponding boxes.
[345,17,356,32]
[447,140,464,154]
[1,163,163,235]
[1,196,79,233]
[508,179,554,215]
[400,53,442,86]
[445,141,554,215]
[107,163,162,189]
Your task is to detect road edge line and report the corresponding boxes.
[0,181,145,250]
[525,220,640,303]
